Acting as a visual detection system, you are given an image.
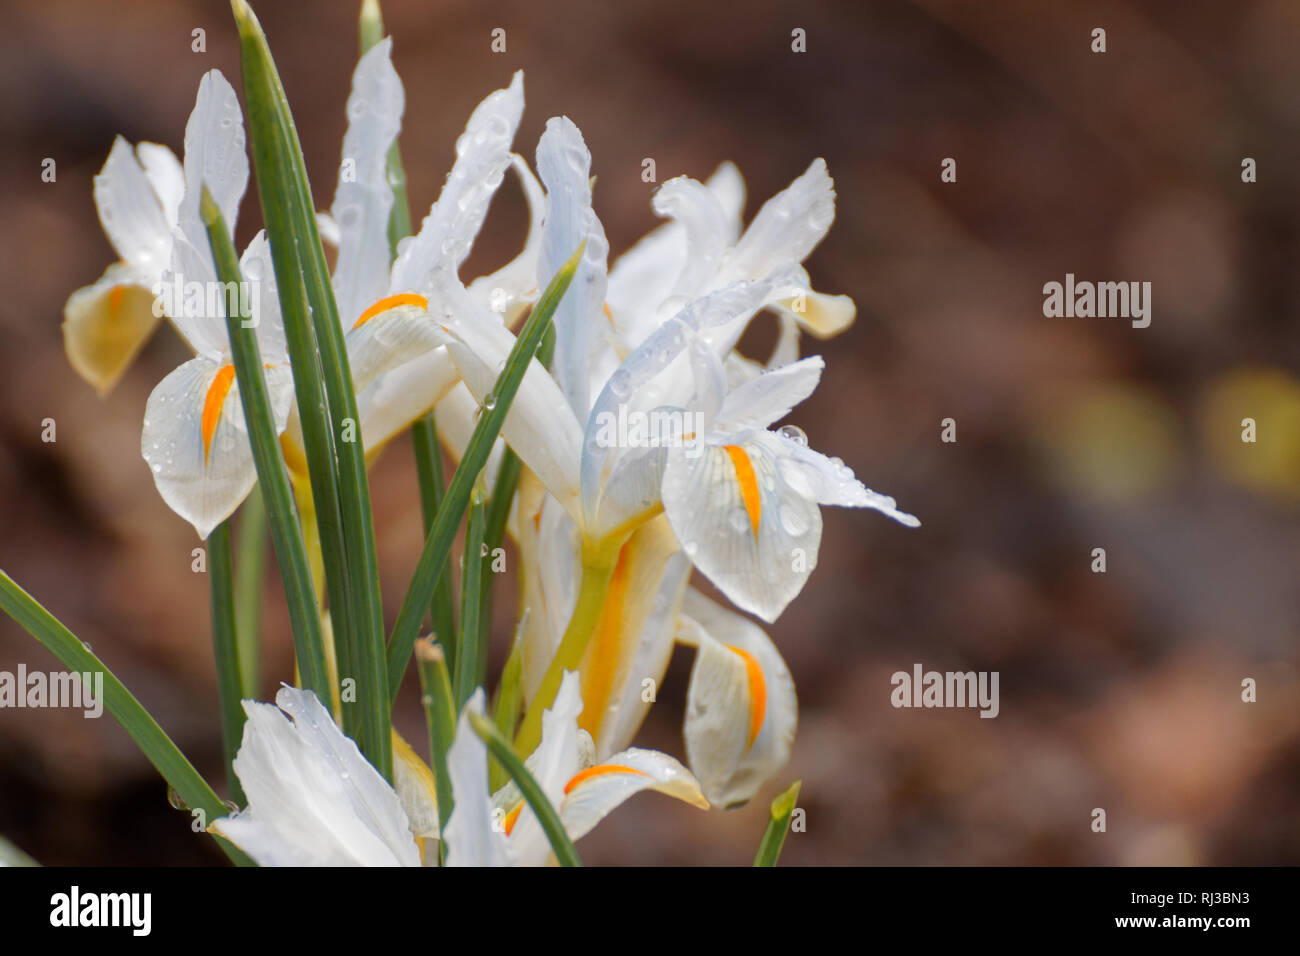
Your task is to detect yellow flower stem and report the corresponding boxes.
[513,534,623,756]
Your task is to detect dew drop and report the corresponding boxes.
[166,786,188,811]
[777,424,807,446]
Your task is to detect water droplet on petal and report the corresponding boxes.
[777,424,808,446]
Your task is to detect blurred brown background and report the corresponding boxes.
[1,0,1298,865]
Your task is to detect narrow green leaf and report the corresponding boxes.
[233,486,266,699]
[414,637,456,837]
[455,488,486,709]
[386,241,586,701]
[752,779,802,867]
[0,571,252,866]
[411,416,456,665]
[206,520,245,805]
[234,0,390,778]
[200,188,331,702]
[468,711,582,867]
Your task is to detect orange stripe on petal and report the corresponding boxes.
[201,364,237,463]
[723,445,762,536]
[352,292,428,329]
[107,284,126,314]
[564,764,650,795]
[728,644,767,747]
[502,802,523,836]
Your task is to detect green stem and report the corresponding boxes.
[0,571,252,866]
[235,0,390,778]
[468,712,582,867]
[414,638,456,838]
[233,485,266,699]
[411,416,456,662]
[514,540,620,756]
[206,521,246,805]
[385,243,585,702]
[200,188,331,703]
[455,489,487,709]
[753,779,802,867]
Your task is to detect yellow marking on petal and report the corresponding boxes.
[603,302,614,325]
[578,541,632,739]
[564,764,650,794]
[352,292,428,329]
[727,644,767,747]
[201,364,237,463]
[723,444,762,536]
[503,801,523,836]
[107,284,126,315]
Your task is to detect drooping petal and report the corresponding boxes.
[210,686,419,866]
[177,70,248,249]
[444,690,517,867]
[345,296,449,396]
[62,265,162,395]
[331,38,405,326]
[141,356,294,539]
[390,71,524,297]
[661,431,823,623]
[560,747,708,842]
[537,116,609,419]
[93,136,172,275]
[677,590,797,808]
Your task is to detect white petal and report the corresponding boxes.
[94,136,172,275]
[678,590,797,808]
[507,671,584,866]
[178,70,248,249]
[164,235,229,360]
[141,357,293,539]
[210,686,419,866]
[438,277,585,523]
[239,231,288,364]
[357,346,460,457]
[345,302,449,397]
[332,38,405,326]
[661,432,823,623]
[537,116,609,419]
[721,158,835,285]
[651,175,730,298]
[444,690,517,867]
[560,747,708,843]
[390,72,524,296]
[135,142,184,229]
[62,264,163,395]
[517,485,581,702]
[467,153,546,322]
[715,356,823,434]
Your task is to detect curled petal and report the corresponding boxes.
[678,590,797,808]
[560,747,709,843]
[62,265,162,395]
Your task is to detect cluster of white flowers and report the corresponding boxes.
[64,37,916,864]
